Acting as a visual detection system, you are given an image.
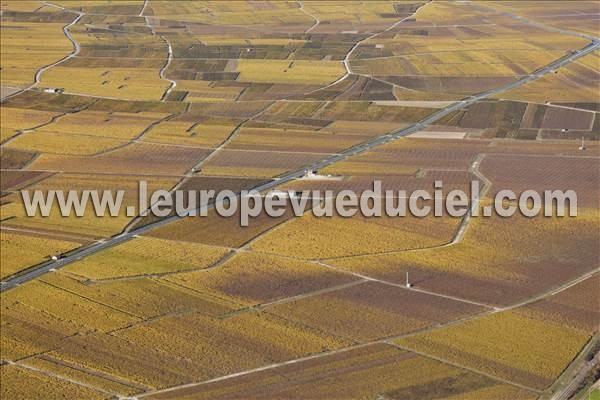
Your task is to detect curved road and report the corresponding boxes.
[1,2,83,101]
[1,37,598,293]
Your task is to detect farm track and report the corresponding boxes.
[2,34,598,292]
[123,101,276,232]
[1,2,84,101]
[297,1,320,34]
[306,1,432,95]
[0,98,100,146]
[4,360,119,397]
[1,4,599,398]
[548,333,600,400]
[157,34,176,101]
[137,267,599,399]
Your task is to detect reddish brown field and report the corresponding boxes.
[147,202,301,248]
[0,148,37,169]
[268,281,485,341]
[480,154,600,207]
[200,149,325,177]
[0,170,51,191]
[518,274,600,333]
[28,143,210,176]
[164,252,358,305]
[540,107,595,130]
[146,343,536,400]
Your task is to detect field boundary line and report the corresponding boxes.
[387,342,543,394]
[218,279,368,320]
[3,31,598,292]
[305,1,431,95]
[0,3,84,101]
[315,260,497,310]
[7,361,118,397]
[32,354,150,392]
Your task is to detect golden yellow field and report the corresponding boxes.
[1,1,44,12]
[1,174,179,238]
[33,110,169,140]
[396,310,590,390]
[63,236,230,280]
[1,364,106,400]
[41,67,170,101]
[0,232,81,279]
[493,52,600,102]
[0,107,59,142]
[41,271,237,318]
[18,356,139,397]
[250,212,459,259]
[333,208,599,280]
[1,22,73,88]
[142,118,236,147]
[2,279,138,336]
[5,129,128,155]
[236,60,345,85]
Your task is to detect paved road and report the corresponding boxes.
[1,38,598,292]
[1,2,83,101]
[554,354,599,400]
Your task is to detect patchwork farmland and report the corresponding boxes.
[1,1,598,400]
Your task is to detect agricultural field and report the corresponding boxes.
[62,236,230,280]
[0,18,74,89]
[268,281,484,342]
[1,364,106,400]
[1,173,179,238]
[250,212,461,259]
[0,231,83,279]
[145,344,537,400]
[1,0,598,399]
[163,252,358,305]
[396,275,600,390]
[330,207,598,307]
[40,271,238,319]
[397,310,590,390]
[492,51,600,102]
[146,199,301,248]
[27,142,210,175]
[198,148,325,178]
